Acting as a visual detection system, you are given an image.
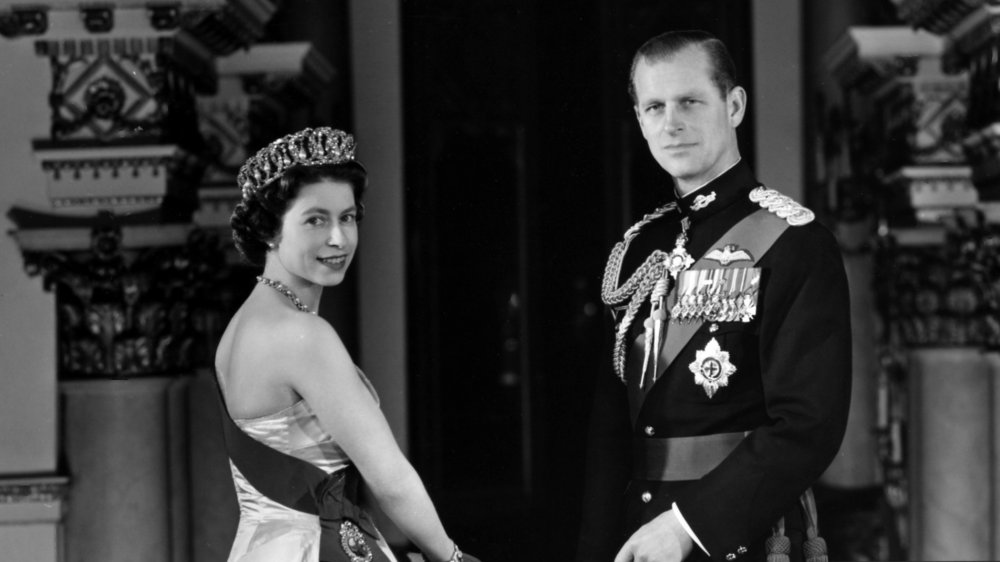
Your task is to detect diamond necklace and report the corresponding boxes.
[256,275,316,314]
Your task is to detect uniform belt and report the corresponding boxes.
[632,432,745,481]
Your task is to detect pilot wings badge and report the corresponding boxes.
[704,244,753,266]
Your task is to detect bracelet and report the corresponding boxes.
[447,542,463,562]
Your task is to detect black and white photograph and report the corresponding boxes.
[0,1,997,561]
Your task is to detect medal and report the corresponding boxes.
[665,217,695,279]
[672,267,761,323]
[641,217,693,384]
[689,337,737,398]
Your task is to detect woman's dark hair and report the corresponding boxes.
[230,161,367,266]
[628,30,739,104]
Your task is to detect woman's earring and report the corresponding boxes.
[267,241,277,250]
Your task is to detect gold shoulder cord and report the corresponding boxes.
[600,202,678,382]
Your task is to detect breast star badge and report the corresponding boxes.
[689,337,737,398]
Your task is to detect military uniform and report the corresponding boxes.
[578,160,851,562]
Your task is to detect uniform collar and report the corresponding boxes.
[674,159,758,221]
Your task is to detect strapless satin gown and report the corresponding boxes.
[224,378,398,562]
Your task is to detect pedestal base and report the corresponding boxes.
[0,475,68,562]
[61,377,190,562]
[908,347,992,561]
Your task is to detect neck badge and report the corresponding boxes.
[640,217,694,388]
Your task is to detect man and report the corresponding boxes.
[578,30,851,562]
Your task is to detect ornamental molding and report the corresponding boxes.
[892,0,991,35]
[10,223,192,253]
[33,144,187,213]
[962,122,1000,164]
[193,186,241,230]
[197,42,334,181]
[35,33,215,141]
[218,42,336,102]
[961,124,1000,196]
[178,0,279,56]
[197,97,252,174]
[0,7,48,38]
[944,3,1000,69]
[882,166,979,222]
[0,475,69,505]
[1,2,279,54]
[824,27,946,93]
[875,73,968,167]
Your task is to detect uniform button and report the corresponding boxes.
[709,323,719,333]
[644,426,655,436]
[641,491,652,503]
[737,546,747,554]
[726,554,735,561]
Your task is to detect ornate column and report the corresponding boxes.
[825,25,980,561]
[0,2,278,561]
[893,2,1000,560]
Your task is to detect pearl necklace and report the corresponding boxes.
[256,276,316,315]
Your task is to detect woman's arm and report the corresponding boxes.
[279,316,456,562]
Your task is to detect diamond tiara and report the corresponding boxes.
[237,127,358,200]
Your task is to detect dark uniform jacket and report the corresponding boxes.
[578,161,851,562]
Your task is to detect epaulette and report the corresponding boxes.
[748,186,814,226]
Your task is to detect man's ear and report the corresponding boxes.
[727,86,747,128]
[634,104,650,137]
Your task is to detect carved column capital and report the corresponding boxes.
[825,27,967,184]
[874,72,968,169]
[7,209,229,379]
[195,42,335,235]
[891,0,994,36]
[825,27,945,95]
[199,42,335,175]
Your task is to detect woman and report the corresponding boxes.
[216,127,474,562]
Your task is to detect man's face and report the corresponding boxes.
[632,47,746,195]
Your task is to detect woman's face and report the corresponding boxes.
[273,179,359,287]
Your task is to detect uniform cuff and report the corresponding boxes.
[672,502,710,556]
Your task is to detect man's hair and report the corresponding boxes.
[628,30,739,104]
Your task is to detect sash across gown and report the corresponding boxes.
[217,370,397,562]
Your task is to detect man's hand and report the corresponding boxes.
[613,510,694,562]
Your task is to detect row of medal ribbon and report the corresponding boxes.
[669,267,761,323]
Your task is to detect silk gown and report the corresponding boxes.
[223,370,398,562]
